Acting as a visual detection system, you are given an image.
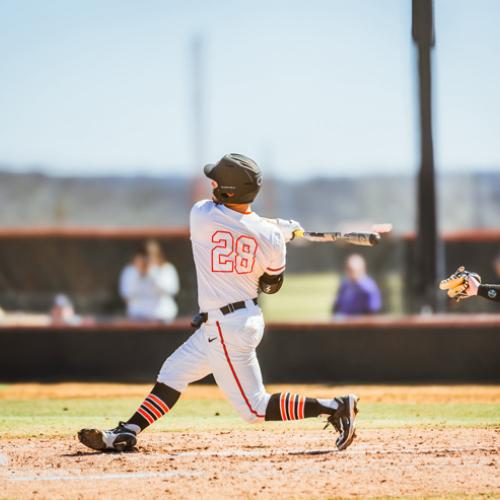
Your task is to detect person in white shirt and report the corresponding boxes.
[50,294,82,326]
[145,240,180,322]
[79,154,359,453]
[120,245,180,322]
[119,249,159,321]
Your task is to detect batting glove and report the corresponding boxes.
[274,218,304,243]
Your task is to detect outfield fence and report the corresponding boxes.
[0,315,498,383]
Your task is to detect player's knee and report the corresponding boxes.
[156,372,186,394]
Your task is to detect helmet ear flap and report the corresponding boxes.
[212,187,231,204]
[212,186,222,203]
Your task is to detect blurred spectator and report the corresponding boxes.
[119,243,180,322]
[119,248,158,321]
[332,254,382,317]
[145,239,180,322]
[50,294,82,325]
[494,253,500,279]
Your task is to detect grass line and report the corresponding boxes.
[1,398,499,438]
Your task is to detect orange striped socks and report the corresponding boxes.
[137,393,170,425]
[127,382,181,431]
[265,392,338,421]
[279,392,306,420]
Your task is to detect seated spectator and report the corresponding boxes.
[50,293,82,325]
[145,239,180,322]
[332,254,382,317]
[119,243,180,323]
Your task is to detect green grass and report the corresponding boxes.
[260,272,339,321]
[1,398,498,438]
[259,271,406,320]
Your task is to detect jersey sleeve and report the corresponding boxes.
[478,284,500,302]
[265,229,286,275]
[189,200,211,239]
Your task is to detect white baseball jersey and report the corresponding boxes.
[157,199,286,424]
[190,200,286,311]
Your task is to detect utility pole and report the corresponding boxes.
[412,0,443,312]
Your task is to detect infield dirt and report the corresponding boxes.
[1,384,499,499]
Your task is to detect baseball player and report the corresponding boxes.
[78,154,359,452]
[439,266,500,302]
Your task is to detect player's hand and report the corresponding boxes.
[464,273,480,297]
[439,266,481,302]
[275,218,304,243]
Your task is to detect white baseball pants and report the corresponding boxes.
[157,300,270,422]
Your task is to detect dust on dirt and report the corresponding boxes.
[1,428,499,499]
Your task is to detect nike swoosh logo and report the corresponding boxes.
[208,337,217,343]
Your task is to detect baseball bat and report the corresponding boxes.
[292,230,381,247]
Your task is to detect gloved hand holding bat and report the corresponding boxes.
[263,219,392,247]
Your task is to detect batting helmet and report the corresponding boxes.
[204,153,262,204]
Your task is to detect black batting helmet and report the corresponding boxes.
[204,153,262,204]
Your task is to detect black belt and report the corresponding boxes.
[220,298,258,315]
[191,298,258,328]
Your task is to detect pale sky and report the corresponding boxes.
[0,0,499,179]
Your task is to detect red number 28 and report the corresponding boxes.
[211,231,258,274]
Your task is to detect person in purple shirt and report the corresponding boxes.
[333,254,382,316]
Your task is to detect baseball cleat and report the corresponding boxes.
[324,394,359,451]
[78,422,137,452]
